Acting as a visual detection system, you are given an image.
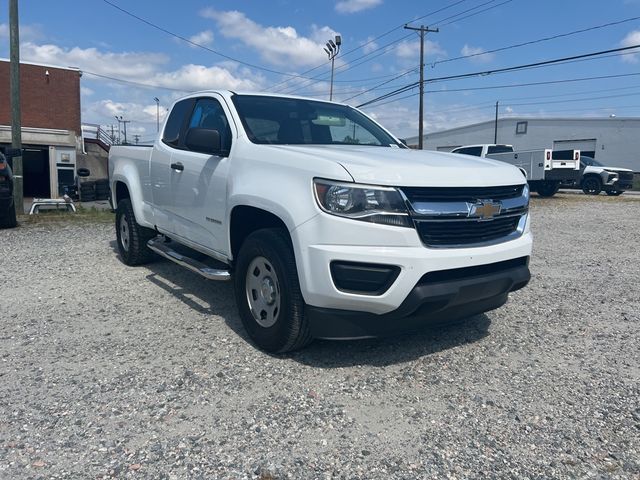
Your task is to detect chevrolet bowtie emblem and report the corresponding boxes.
[469,200,501,220]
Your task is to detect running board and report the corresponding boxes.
[147,237,231,281]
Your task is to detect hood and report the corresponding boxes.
[264,145,525,187]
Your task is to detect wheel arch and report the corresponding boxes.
[229,205,292,262]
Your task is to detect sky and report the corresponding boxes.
[1,0,640,142]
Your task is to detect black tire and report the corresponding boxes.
[582,176,602,195]
[115,198,156,265]
[606,190,623,196]
[535,181,560,198]
[234,228,312,353]
[81,194,96,202]
[0,204,17,229]
[95,179,109,187]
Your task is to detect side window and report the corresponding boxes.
[454,146,483,157]
[187,98,232,154]
[162,99,193,147]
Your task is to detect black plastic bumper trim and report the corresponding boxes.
[306,260,531,339]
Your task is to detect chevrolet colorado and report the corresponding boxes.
[109,91,532,352]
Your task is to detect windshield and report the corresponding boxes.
[231,95,402,147]
[581,156,603,167]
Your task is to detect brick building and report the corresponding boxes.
[0,59,82,198]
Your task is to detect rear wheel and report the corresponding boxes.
[606,190,623,196]
[535,181,560,198]
[582,176,602,195]
[115,199,156,265]
[234,228,312,353]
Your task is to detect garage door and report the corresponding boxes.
[553,139,596,158]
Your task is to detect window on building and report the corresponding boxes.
[515,121,528,135]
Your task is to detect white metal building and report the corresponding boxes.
[407,117,640,172]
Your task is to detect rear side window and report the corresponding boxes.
[487,145,513,154]
[162,99,194,147]
[453,146,483,157]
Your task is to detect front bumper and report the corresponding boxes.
[291,212,533,316]
[306,257,530,339]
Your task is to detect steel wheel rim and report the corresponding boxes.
[245,256,281,328]
[119,215,130,252]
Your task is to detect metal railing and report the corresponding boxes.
[82,123,114,148]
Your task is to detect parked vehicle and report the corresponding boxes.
[577,156,634,196]
[451,144,581,198]
[109,91,532,352]
[0,152,17,229]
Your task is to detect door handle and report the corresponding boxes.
[170,162,184,172]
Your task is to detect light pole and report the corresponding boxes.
[153,97,160,133]
[324,35,341,101]
[114,116,122,144]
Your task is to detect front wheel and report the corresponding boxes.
[606,190,623,196]
[582,176,602,195]
[115,198,156,265]
[536,181,560,198]
[234,228,312,353]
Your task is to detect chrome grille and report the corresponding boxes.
[401,184,528,248]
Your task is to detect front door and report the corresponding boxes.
[169,96,233,253]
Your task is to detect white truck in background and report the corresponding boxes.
[109,91,532,353]
[451,144,581,197]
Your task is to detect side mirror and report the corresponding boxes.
[185,127,222,155]
[77,167,91,177]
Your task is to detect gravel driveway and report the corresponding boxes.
[1,194,639,479]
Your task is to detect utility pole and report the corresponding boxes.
[494,101,499,144]
[153,97,160,133]
[133,134,140,145]
[404,24,438,150]
[9,0,23,214]
[109,124,116,143]
[114,116,122,144]
[121,119,131,144]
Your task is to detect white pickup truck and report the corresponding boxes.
[109,91,532,352]
[451,144,581,198]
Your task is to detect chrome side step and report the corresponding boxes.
[147,237,231,281]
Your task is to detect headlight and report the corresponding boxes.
[313,179,411,227]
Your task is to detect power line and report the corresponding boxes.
[432,0,513,27]
[102,0,328,82]
[281,0,515,95]
[432,15,640,66]
[356,43,640,107]
[268,0,472,91]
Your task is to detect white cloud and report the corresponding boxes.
[395,40,446,60]
[335,0,382,14]
[80,86,94,97]
[20,42,262,92]
[460,44,495,63]
[201,9,339,67]
[0,23,43,42]
[620,30,640,63]
[188,30,214,47]
[361,36,379,55]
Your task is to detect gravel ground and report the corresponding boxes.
[1,194,639,479]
